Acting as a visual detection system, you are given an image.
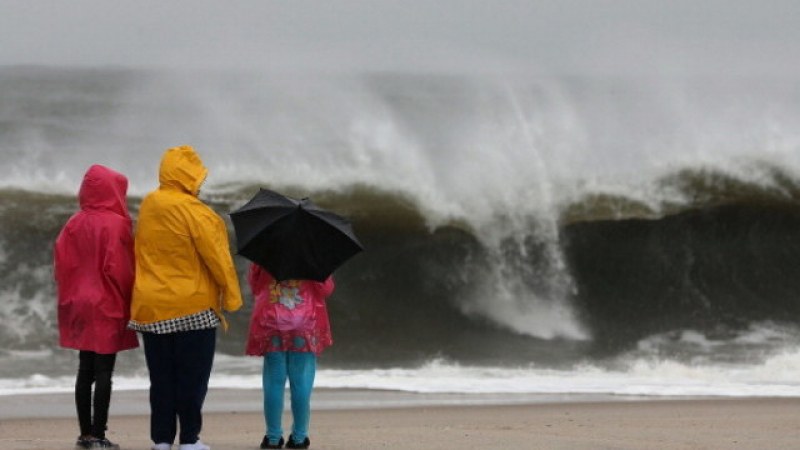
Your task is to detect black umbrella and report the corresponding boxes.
[229,188,363,281]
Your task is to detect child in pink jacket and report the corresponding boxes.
[245,263,334,449]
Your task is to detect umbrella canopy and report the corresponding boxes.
[229,188,363,281]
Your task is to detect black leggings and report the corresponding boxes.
[76,351,117,438]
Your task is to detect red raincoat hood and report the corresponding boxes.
[79,164,130,219]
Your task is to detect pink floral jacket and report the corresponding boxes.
[245,264,335,356]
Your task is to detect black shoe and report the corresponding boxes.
[91,438,121,449]
[285,435,310,449]
[75,436,93,449]
[260,435,284,449]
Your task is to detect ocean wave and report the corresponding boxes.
[560,163,800,224]
[178,161,800,231]
[4,170,800,360]
[5,350,800,398]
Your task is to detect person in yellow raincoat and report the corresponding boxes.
[129,145,242,450]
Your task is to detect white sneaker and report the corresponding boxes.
[151,444,172,450]
[178,441,210,450]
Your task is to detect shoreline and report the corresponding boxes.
[1,395,799,449]
[0,387,662,420]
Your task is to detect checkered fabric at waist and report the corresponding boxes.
[128,309,220,334]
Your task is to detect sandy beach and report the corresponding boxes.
[1,390,799,450]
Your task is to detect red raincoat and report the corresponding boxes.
[245,264,334,356]
[54,165,139,354]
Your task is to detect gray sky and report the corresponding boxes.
[1,0,799,75]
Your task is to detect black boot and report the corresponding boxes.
[285,435,310,449]
[260,435,284,449]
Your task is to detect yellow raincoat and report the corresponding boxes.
[130,145,242,326]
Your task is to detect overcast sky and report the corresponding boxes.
[1,0,798,75]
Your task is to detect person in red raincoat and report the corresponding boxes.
[245,264,334,450]
[54,164,139,450]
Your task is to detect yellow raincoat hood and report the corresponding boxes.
[158,145,208,196]
[131,145,242,327]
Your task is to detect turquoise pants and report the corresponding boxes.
[263,350,316,445]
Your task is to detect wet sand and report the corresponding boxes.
[1,390,799,449]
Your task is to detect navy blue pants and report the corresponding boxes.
[142,328,216,445]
